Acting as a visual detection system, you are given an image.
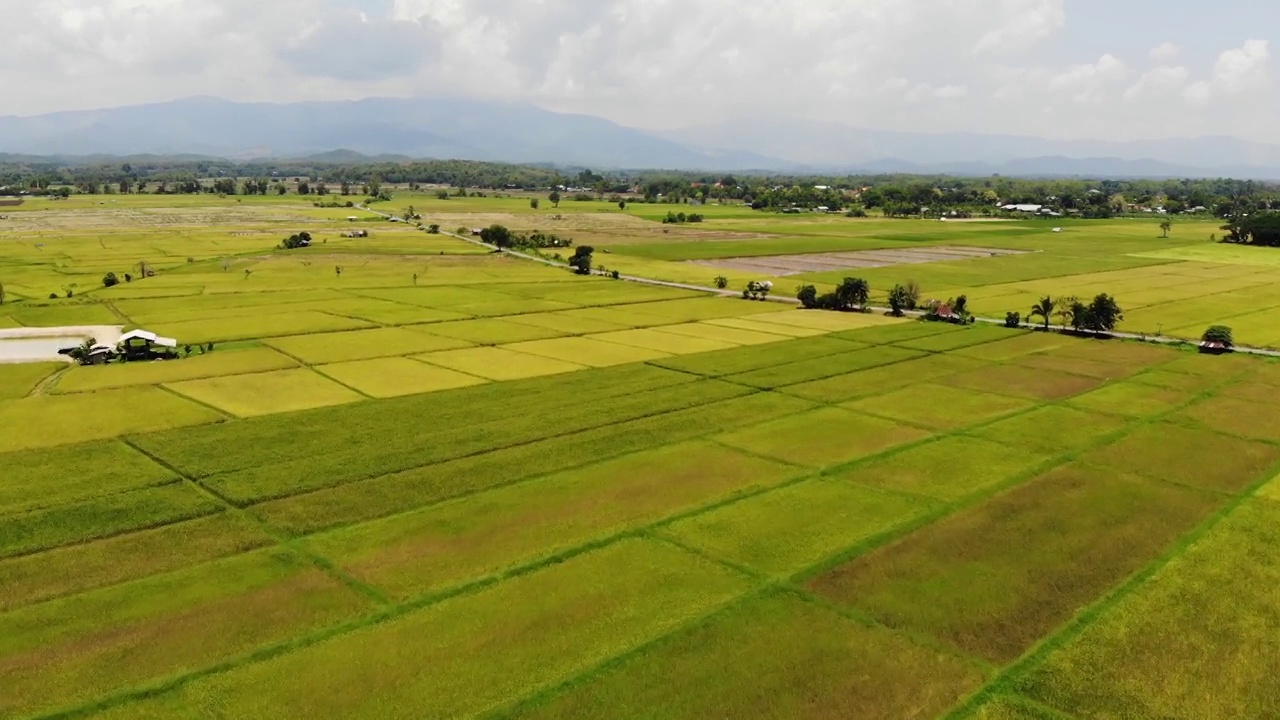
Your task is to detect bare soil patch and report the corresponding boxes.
[691,246,1030,276]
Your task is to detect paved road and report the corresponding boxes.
[360,205,1280,358]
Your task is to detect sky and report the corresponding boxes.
[2,0,1276,142]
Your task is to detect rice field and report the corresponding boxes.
[3,193,1280,718]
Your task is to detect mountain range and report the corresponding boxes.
[3,96,1280,179]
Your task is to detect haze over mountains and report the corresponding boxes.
[3,96,1280,179]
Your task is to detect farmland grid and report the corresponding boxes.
[2,195,1280,718]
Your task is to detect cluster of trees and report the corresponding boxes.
[1027,294,1123,333]
[888,282,922,315]
[101,272,136,287]
[279,231,313,250]
[478,224,573,250]
[1221,211,1280,246]
[7,156,1280,217]
[797,278,872,311]
[0,158,566,194]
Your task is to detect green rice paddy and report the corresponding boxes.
[2,192,1280,718]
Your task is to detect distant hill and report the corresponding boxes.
[0,96,782,171]
[3,96,1280,178]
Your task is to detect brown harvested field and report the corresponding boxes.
[512,592,984,720]
[807,464,1221,663]
[1080,422,1280,492]
[1017,499,1280,720]
[690,246,1029,276]
[947,364,1105,401]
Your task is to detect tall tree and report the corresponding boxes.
[1084,294,1123,333]
[569,246,594,275]
[1160,220,1172,238]
[1029,296,1056,330]
[549,190,562,208]
[835,277,870,311]
[480,224,515,249]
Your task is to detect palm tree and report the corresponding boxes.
[1029,296,1056,331]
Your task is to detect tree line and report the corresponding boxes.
[4,156,1279,218]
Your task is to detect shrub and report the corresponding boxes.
[888,284,912,316]
[797,284,819,309]
[102,272,120,288]
[427,224,440,234]
[815,292,841,310]
[1005,311,1022,328]
[610,270,621,280]
[714,275,729,290]
[1202,325,1234,348]
[48,292,58,300]
[905,281,920,310]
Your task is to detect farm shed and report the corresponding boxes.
[119,329,179,361]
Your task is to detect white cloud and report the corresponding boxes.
[1125,65,1190,100]
[1048,54,1130,103]
[1213,39,1270,94]
[1149,42,1182,63]
[972,0,1066,56]
[934,85,969,99]
[0,1,1274,145]
[1183,81,1214,105]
